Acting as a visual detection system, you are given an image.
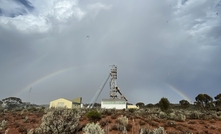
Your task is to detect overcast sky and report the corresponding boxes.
[0,0,221,105]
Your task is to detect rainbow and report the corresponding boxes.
[166,83,192,102]
[14,66,82,97]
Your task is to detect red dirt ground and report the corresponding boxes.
[1,110,221,134]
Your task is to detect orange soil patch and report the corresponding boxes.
[0,111,43,134]
[1,111,221,134]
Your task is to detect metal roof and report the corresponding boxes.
[101,98,126,102]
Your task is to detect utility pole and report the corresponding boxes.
[28,87,32,108]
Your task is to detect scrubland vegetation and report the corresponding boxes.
[0,93,221,134]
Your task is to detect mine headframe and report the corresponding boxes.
[109,65,127,101]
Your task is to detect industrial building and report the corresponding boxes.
[99,65,128,109]
[101,99,127,109]
[49,97,82,109]
[49,65,128,109]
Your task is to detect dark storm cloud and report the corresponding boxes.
[0,0,221,104]
[15,0,34,10]
[206,26,221,40]
[181,0,188,5]
[0,0,34,17]
[216,0,221,7]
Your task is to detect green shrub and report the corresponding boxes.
[179,100,190,108]
[103,109,112,115]
[86,110,101,121]
[28,107,38,112]
[188,111,200,119]
[128,108,135,113]
[146,103,155,108]
[159,97,170,112]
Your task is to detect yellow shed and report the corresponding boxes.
[49,97,82,109]
[127,105,139,109]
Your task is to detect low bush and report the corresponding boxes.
[188,111,200,119]
[30,118,37,123]
[149,121,159,128]
[0,119,7,131]
[126,123,132,131]
[35,108,81,134]
[83,122,104,134]
[111,124,118,130]
[18,125,27,133]
[14,122,20,128]
[166,121,176,127]
[140,127,166,134]
[128,108,135,113]
[99,120,107,127]
[139,120,146,126]
[86,110,101,121]
[102,109,112,116]
[115,115,128,132]
[188,120,196,124]
[111,115,117,119]
[28,107,38,112]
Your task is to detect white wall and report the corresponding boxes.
[101,102,126,109]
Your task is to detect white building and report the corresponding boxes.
[101,99,127,109]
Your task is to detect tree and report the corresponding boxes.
[179,100,190,108]
[158,97,170,112]
[214,93,221,108]
[136,102,145,108]
[0,101,3,110]
[195,94,213,109]
[215,93,221,100]
[2,97,22,104]
[146,103,154,108]
[2,97,22,110]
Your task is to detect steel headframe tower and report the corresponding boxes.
[109,65,128,101]
[110,65,118,99]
